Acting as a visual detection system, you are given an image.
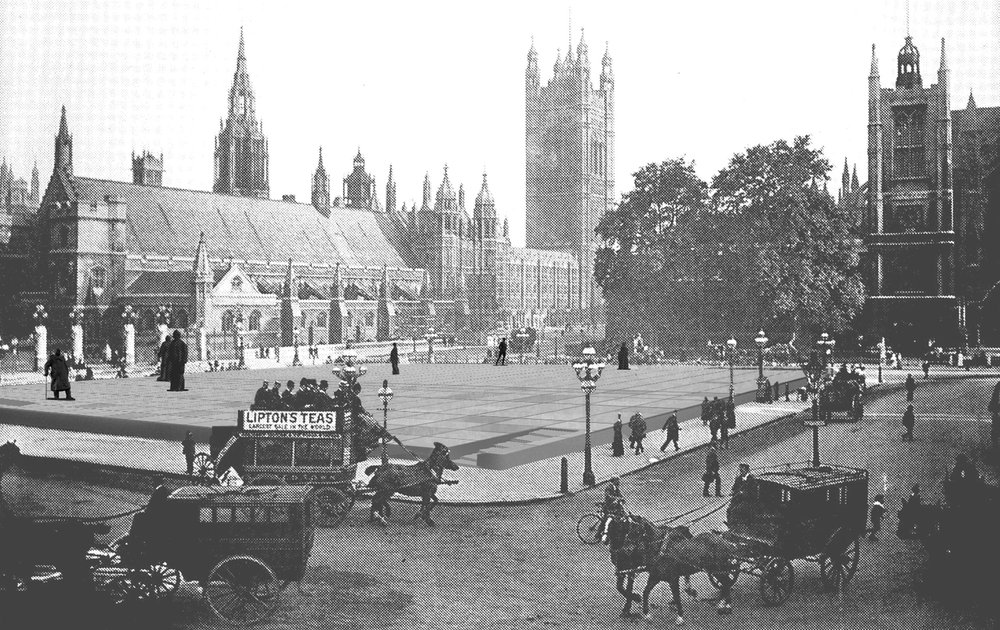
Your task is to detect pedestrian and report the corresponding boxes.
[902,404,915,441]
[719,411,730,449]
[905,373,916,402]
[182,431,196,476]
[495,337,507,366]
[167,330,188,391]
[156,336,171,382]
[922,359,930,379]
[390,342,400,375]
[773,380,780,404]
[252,380,270,410]
[701,396,710,426]
[660,411,680,452]
[897,484,921,538]
[726,397,736,428]
[732,463,752,496]
[629,412,646,455]
[869,494,886,541]
[281,380,296,409]
[617,342,630,370]
[703,442,722,497]
[611,414,625,457]
[43,348,74,400]
[709,401,721,443]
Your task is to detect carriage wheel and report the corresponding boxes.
[205,555,279,625]
[759,558,794,606]
[708,559,741,589]
[576,513,603,545]
[248,474,285,486]
[820,537,860,591]
[192,453,216,485]
[139,564,182,599]
[315,487,356,525]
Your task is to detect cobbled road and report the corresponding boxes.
[6,374,999,630]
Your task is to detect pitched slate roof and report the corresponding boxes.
[69,177,407,269]
[125,271,194,296]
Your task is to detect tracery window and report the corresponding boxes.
[893,107,925,178]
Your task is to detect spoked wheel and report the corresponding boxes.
[192,453,216,485]
[139,564,182,599]
[576,513,603,545]
[821,537,860,591]
[205,555,279,625]
[759,557,794,606]
[315,486,356,525]
[708,559,741,589]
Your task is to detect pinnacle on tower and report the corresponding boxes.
[54,105,73,174]
[317,146,324,169]
[938,36,948,71]
[967,90,977,109]
[851,165,859,193]
[193,232,211,277]
[284,258,297,297]
[870,44,879,76]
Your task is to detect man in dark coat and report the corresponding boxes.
[181,431,196,476]
[629,412,646,455]
[922,360,930,379]
[390,342,400,375]
[617,342,630,370]
[166,330,187,392]
[709,397,721,442]
[495,337,507,366]
[281,380,296,409]
[611,415,624,457]
[268,381,283,409]
[701,396,710,426]
[252,380,270,410]
[43,348,74,400]
[731,463,752,496]
[905,374,916,402]
[660,411,680,452]
[902,404,915,441]
[156,336,171,382]
[703,442,722,497]
[720,402,732,449]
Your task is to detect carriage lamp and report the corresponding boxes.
[377,379,393,466]
[573,346,606,487]
[755,330,769,403]
[726,336,737,402]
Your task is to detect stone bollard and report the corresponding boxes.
[560,457,569,494]
[785,383,790,402]
[124,323,136,366]
[72,324,84,361]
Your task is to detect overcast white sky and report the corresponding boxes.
[1,0,997,247]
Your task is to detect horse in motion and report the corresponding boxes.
[607,513,737,625]
[0,441,108,593]
[365,442,459,526]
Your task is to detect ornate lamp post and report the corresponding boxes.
[377,379,393,466]
[292,326,301,366]
[726,336,737,402]
[818,332,835,370]
[755,330,769,402]
[876,338,885,384]
[573,346,606,486]
[234,311,245,365]
[801,347,828,467]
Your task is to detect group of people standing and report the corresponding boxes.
[251,378,339,412]
[155,330,188,392]
[702,396,736,449]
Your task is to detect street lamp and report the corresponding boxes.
[726,336,737,402]
[423,327,436,363]
[293,326,301,366]
[234,311,245,366]
[334,348,368,449]
[801,347,828,467]
[876,338,885,384]
[573,346,606,487]
[818,332,835,369]
[377,379,393,466]
[755,330,769,402]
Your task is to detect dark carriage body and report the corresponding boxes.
[126,485,316,584]
[819,378,865,422]
[727,464,869,558]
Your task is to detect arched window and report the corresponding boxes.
[221,310,234,332]
[365,312,375,327]
[248,309,261,331]
[317,312,327,328]
[175,309,189,328]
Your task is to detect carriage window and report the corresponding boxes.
[200,507,214,523]
[256,439,293,466]
[780,489,791,503]
[265,506,289,523]
[216,508,235,523]
[235,507,254,523]
[294,439,334,467]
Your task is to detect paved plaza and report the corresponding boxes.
[0,362,804,469]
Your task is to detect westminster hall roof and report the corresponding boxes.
[66,177,408,269]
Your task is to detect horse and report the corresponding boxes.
[365,442,459,526]
[607,514,737,625]
[0,440,107,593]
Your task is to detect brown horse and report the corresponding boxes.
[365,442,459,526]
[607,514,737,625]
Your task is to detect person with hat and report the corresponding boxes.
[869,494,886,541]
[166,330,188,392]
[905,373,916,402]
[252,380,270,410]
[43,348,74,400]
[660,411,680,452]
[731,463,753,496]
[901,404,915,441]
[390,342,400,375]
[703,442,722,497]
[897,484,922,538]
[611,414,625,457]
[281,380,296,410]
[267,380,282,409]
[629,412,647,455]
[181,431,196,476]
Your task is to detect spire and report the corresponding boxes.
[601,42,613,89]
[458,183,466,211]
[54,105,73,174]
[577,27,589,69]
[526,36,540,90]
[421,172,432,211]
[284,258,297,298]
[851,165,859,193]
[565,9,573,63]
[938,36,948,72]
[386,164,397,213]
[228,28,256,119]
[967,90,977,109]
[870,43,879,76]
[58,105,69,138]
[841,158,850,193]
[317,146,324,170]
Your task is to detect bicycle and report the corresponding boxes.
[577,499,625,545]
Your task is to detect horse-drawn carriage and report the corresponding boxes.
[722,462,870,604]
[818,376,865,422]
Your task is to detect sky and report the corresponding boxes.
[1,0,997,247]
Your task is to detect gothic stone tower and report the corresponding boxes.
[213,29,270,199]
[311,147,331,217]
[866,36,956,348]
[525,30,613,322]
